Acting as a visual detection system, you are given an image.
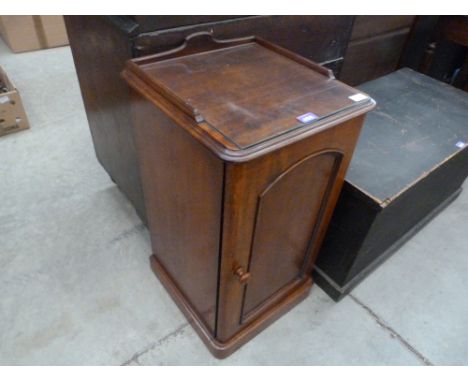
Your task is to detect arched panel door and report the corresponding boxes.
[241,150,343,323]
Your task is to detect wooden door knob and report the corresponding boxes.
[233,265,251,284]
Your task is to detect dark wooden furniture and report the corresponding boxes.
[340,16,415,86]
[400,16,468,90]
[315,68,468,301]
[64,16,355,223]
[429,16,468,90]
[122,33,375,357]
[399,16,440,73]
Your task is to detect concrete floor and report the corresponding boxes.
[0,40,467,366]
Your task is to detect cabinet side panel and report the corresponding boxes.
[64,16,147,222]
[339,15,414,86]
[130,93,223,333]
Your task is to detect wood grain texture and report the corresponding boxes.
[140,42,360,149]
[340,28,411,86]
[241,151,342,321]
[124,32,373,358]
[64,16,147,222]
[65,16,355,223]
[350,15,415,40]
[124,34,375,162]
[216,117,365,341]
[131,91,223,333]
[132,16,246,33]
[151,254,312,358]
[134,16,354,68]
[339,16,415,86]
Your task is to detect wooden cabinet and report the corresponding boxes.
[122,33,375,358]
[64,16,355,223]
[340,16,416,85]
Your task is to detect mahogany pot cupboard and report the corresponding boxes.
[122,33,375,357]
[64,15,414,223]
[64,15,356,223]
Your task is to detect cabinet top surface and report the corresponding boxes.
[125,37,374,155]
[349,68,468,202]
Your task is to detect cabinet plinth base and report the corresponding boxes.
[150,254,313,358]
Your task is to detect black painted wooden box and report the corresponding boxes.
[314,68,468,300]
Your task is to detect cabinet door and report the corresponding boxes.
[216,144,345,341]
[241,151,341,322]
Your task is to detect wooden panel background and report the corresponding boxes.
[340,16,416,86]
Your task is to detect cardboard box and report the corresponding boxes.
[0,65,29,137]
[0,16,68,53]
